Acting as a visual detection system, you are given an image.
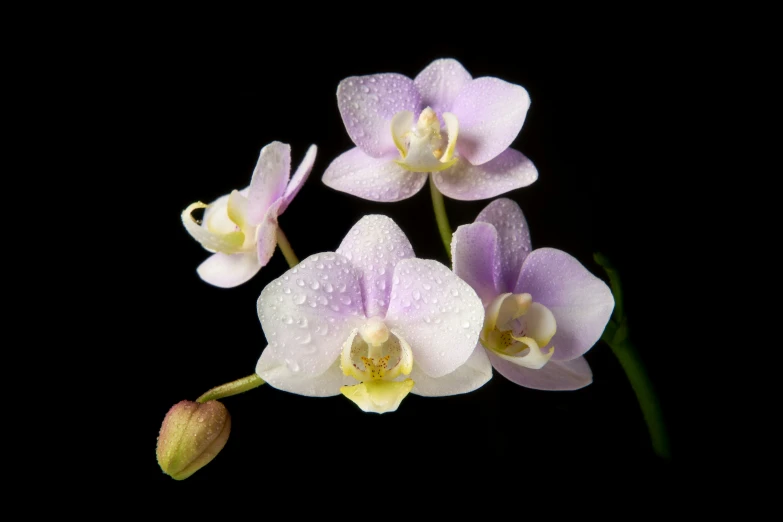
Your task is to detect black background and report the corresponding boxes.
[128,30,691,490]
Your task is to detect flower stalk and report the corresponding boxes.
[429,175,453,259]
[276,226,299,268]
[595,253,670,459]
[196,374,265,403]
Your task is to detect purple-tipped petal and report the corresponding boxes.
[475,198,532,293]
[414,58,472,116]
[451,222,502,306]
[488,351,593,390]
[257,252,366,377]
[452,77,531,165]
[256,353,352,397]
[410,343,492,397]
[515,248,614,361]
[385,259,484,378]
[256,199,283,267]
[337,74,421,158]
[337,215,415,318]
[196,252,261,288]
[323,147,427,202]
[433,148,537,201]
[279,145,317,214]
[247,142,291,225]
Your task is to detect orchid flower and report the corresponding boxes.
[323,58,538,202]
[255,215,489,413]
[452,198,614,390]
[181,142,317,288]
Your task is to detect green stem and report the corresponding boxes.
[595,253,670,459]
[196,374,265,403]
[429,175,452,259]
[276,226,299,268]
[602,329,671,459]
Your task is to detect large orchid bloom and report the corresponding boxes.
[452,199,614,390]
[323,58,538,202]
[181,142,317,288]
[255,215,490,413]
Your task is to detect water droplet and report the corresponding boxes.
[451,289,459,296]
[462,322,470,328]
[339,295,352,305]
[296,278,305,287]
[285,359,300,372]
[413,291,421,300]
[293,294,306,305]
[310,281,320,290]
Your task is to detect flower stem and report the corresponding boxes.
[601,329,670,459]
[196,374,265,403]
[429,175,452,259]
[595,253,670,459]
[276,226,300,268]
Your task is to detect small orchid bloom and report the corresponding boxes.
[181,142,317,288]
[255,215,489,413]
[452,198,614,390]
[323,58,537,202]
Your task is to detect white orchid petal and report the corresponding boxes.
[411,343,492,397]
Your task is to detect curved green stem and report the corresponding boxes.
[196,374,265,403]
[429,175,452,259]
[276,226,299,268]
[595,253,670,459]
[601,329,670,459]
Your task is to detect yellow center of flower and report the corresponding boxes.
[480,292,557,370]
[390,107,459,173]
[339,317,414,413]
[181,190,258,255]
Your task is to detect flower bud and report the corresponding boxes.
[156,400,231,480]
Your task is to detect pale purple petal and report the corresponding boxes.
[256,198,283,267]
[257,252,366,377]
[410,343,492,396]
[452,77,531,165]
[196,252,261,288]
[515,248,614,361]
[385,259,484,378]
[413,58,472,116]
[279,145,317,215]
[337,215,415,318]
[256,352,353,397]
[433,148,537,201]
[487,351,593,390]
[323,147,427,202]
[336,74,421,158]
[247,142,291,225]
[475,198,532,293]
[451,222,502,306]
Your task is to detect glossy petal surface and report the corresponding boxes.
[337,215,415,317]
[385,259,484,378]
[515,248,614,361]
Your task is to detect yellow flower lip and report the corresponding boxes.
[391,107,459,173]
[339,322,415,413]
[181,202,245,254]
[340,379,415,414]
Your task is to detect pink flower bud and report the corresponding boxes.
[156,400,231,480]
